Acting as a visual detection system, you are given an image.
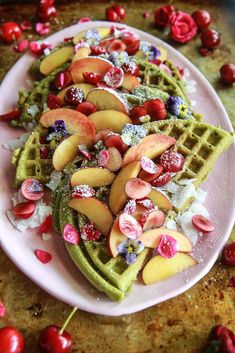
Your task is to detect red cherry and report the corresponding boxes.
[104,134,128,154]
[112,5,126,20]
[90,45,106,55]
[64,87,85,106]
[143,99,167,121]
[125,178,152,200]
[13,201,36,219]
[200,29,220,49]
[151,172,171,187]
[122,36,140,55]
[192,10,211,30]
[83,72,102,85]
[122,62,139,76]
[81,223,102,241]
[119,213,142,239]
[0,108,21,122]
[192,215,215,233]
[0,326,24,353]
[220,63,235,85]
[21,178,44,201]
[38,325,72,353]
[222,242,235,266]
[38,4,57,22]
[55,71,73,90]
[46,94,63,109]
[40,146,50,159]
[76,102,97,116]
[160,150,184,172]
[130,106,147,124]
[0,22,22,43]
[106,8,118,22]
[107,39,126,53]
[39,215,53,233]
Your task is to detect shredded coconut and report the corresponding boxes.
[46,171,62,191]
[2,132,30,151]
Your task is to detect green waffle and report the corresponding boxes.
[13,124,53,185]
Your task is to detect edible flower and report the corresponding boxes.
[121,123,147,146]
[167,96,192,119]
[139,42,161,61]
[84,29,101,45]
[47,120,68,140]
[117,239,144,264]
[108,51,129,67]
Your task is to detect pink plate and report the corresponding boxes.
[0,22,234,316]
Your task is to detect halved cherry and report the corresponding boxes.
[55,71,73,90]
[90,45,107,55]
[104,67,124,88]
[97,149,110,167]
[222,242,235,266]
[130,106,147,124]
[35,249,52,264]
[104,133,128,154]
[39,215,53,234]
[140,156,158,174]
[94,129,112,143]
[46,94,63,109]
[107,39,126,53]
[192,215,215,233]
[83,72,102,85]
[122,36,140,55]
[160,150,184,173]
[139,164,163,182]
[151,172,171,187]
[136,199,155,212]
[143,99,167,121]
[0,108,21,121]
[122,61,139,76]
[21,178,44,201]
[63,224,80,245]
[119,213,142,239]
[81,223,102,241]
[71,185,96,199]
[125,178,152,200]
[143,210,165,231]
[104,147,122,172]
[76,102,97,116]
[124,199,137,214]
[13,201,36,219]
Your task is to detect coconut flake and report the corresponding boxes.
[177,178,195,186]
[22,120,37,132]
[176,211,199,245]
[166,219,178,231]
[2,132,30,151]
[172,183,197,209]
[27,104,40,117]
[42,232,52,241]
[46,171,62,191]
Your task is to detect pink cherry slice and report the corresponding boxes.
[63,224,81,245]
[157,235,178,258]
[124,199,137,214]
[143,210,165,231]
[140,156,158,174]
[97,149,110,167]
[78,145,93,160]
[104,67,124,88]
[104,133,128,154]
[21,178,44,201]
[71,185,96,199]
[94,129,112,143]
[119,213,142,239]
[192,215,215,233]
[125,178,152,200]
[13,201,36,219]
[136,199,155,212]
[35,249,52,264]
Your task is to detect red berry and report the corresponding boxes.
[104,134,128,154]
[201,29,220,49]
[13,201,36,219]
[40,146,50,159]
[0,22,22,43]
[21,178,44,201]
[103,67,124,88]
[90,45,106,55]
[151,172,171,187]
[160,150,184,172]
[130,106,147,124]
[64,87,85,106]
[139,166,163,182]
[143,99,167,121]
[119,213,142,239]
[192,10,211,30]
[222,242,235,266]
[122,36,140,55]
[220,63,235,85]
[38,325,72,353]
[38,4,57,22]
[83,72,102,85]
[76,102,97,116]
[107,39,126,53]
[0,108,21,122]
[46,94,63,109]
[81,223,102,241]
[0,326,24,353]
[55,71,73,90]
[97,149,110,167]
[39,215,53,234]
[122,62,139,76]
[125,178,152,200]
[112,5,126,20]
[106,8,118,22]
[192,215,215,233]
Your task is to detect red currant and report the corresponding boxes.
[220,63,235,85]
[192,10,211,30]
[160,150,184,172]
[201,29,220,49]
[64,87,85,106]
[0,22,22,43]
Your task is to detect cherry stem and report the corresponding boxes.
[59,306,78,335]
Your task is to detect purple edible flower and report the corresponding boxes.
[117,239,144,265]
[148,46,161,61]
[48,120,68,140]
[167,96,192,118]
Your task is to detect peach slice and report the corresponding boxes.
[68,197,113,236]
[109,161,141,215]
[57,83,95,104]
[122,134,176,167]
[108,217,126,257]
[69,57,113,83]
[142,253,197,285]
[140,228,192,252]
[53,135,94,171]
[72,47,91,62]
[86,88,129,114]
[89,110,132,133]
[40,108,96,138]
[73,27,111,44]
[148,189,173,211]
[71,167,115,187]
[122,74,140,92]
[40,46,74,76]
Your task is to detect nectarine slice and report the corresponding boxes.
[72,47,91,62]
[122,134,176,167]
[108,217,126,257]
[71,167,115,187]
[68,197,113,236]
[122,74,140,91]
[53,134,94,171]
[73,27,111,44]
[140,228,192,252]
[40,108,96,138]
[86,88,129,114]
[69,57,113,83]
[57,83,95,104]
[40,46,74,76]
[109,161,141,215]
[89,110,132,133]
[142,253,197,285]
[148,189,172,211]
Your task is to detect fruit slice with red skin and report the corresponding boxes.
[104,147,123,172]
[119,213,142,239]
[0,326,24,353]
[55,71,73,90]
[71,185,96,199]
[143,210,165,231]
[69,57,113,83]
[40,108,96,138]
[53,134,94,171]
[21,178,44,201]
[76,101,97,116]
[40,46,74,75]
[222,242,235,266]
[68,197,113,236]
[73,27,111,44]
[104,133,129,154]
[38,325,72,353]
[71,167,115,187]
[148,189,172,210]
[86,88,129,114]
[89,110,132,133]
[122,134,176,167]
[140,228,192,252]
[109,161,141,215]
[160,150,184,173]
[57,83,95,104]
[125,178,152,200]
[139,164,163,182]
[108,217,126,257]
[151,172,171,187]
[192,215,215,233]
[13,201,36,219]
[122,74,140,91]
[39,215,53,234]
[142,253,197,285]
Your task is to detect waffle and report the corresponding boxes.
[13,125,53,185]
[145,119,234,210]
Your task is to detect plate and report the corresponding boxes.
[0,21,234,316]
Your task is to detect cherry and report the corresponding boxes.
[21,178,44,201]
[90,45,106,55]
[39,215,53,233]
[40,146,50,159]
[125,178,152,200]
[112,5,126,20]
[13,202,36,219]
[151,172,171,187]
[64,87,85,106]
[83,72,102,85]
[38,326,71,353]
[220,63,235,85]
[192,10,211,30]
[192,215,215,233]
[55,71,73,90]
[76,102,97,116]
[46,94,63,109]
[122,62,139,76]
[0,326,24,353]
[200,29,220,49]
[0,22,22,43]
[160,150,184,172]
[38,4,57,21]
[143,99,167,121]
[106,8,118,22]
[222,242,235,266]
[130,106,147,124]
